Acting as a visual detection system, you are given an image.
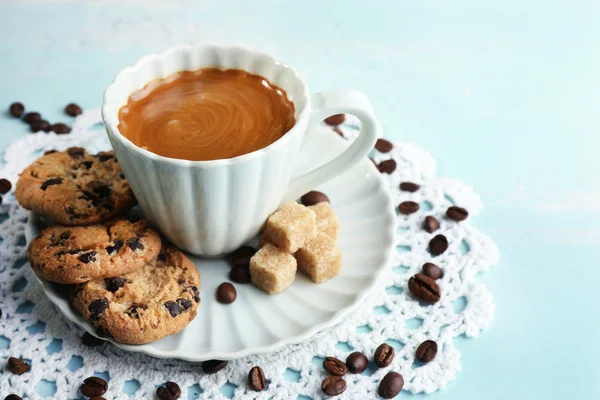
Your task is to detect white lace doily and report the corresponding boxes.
[0,110,499,399]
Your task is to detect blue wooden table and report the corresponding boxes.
[1,1,598,398]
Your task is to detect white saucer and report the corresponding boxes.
[25,127,396,361]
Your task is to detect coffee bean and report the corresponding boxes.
[5,395,22,400]
[23,112,41,124]
[156,381,181,400]
[230,246,256,267]
[202,359,228,374]
[378,159,396,174]
[345,352,368,374]
[105,277,126,292]
[51,123,71,134]
[398,201,419,215]
[375,138,393,153]
[229,266,251,283]
[323,357,347,376]
[80,376,108,397]
[321,375,346,396]
[7,357,29,375]
[399,182,420,192]
[324,114,345,126]
[65,103,83,116]
[447,206,468,221]
[408,273,441,304]
[378,371,404,399]
[9,102,24,118]
[374,343,395,368]
[89,397,106,400]
[423,216,439,233]
[88,298,109,320]
[82,332,104,347]
[422,263,442,280]
[248,366,267,391]
[301,190,329,206]
[217,282,237,304]
[429,234,448,256]
[30,119,50,133]
[0,178,12,194]
[415,340,438,363]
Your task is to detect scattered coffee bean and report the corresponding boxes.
[51,123,71,134]
[216,282,237,304]
[378,159,396,174]
[9,102,24,118]
[415,340,438,363]
[399,182,420,192]
[345,352,368,374]
[423,215,439,233]
[321,375,346,396]
[446,206,468,221]
[429,234,448,256]
[398,201,419,215]
[89,397,106,400]
[230,246,256,267]
[375,138,393,153]
[156,381,181,400]
[7,357,29,375]
[5,395,22,400]
[324,114,345,126]
[65,103,83,116]
[422,263,442,280]
[202,359,228,374]
[248,366,267,391]
[323,356,347,376]
[23,112,41,124]
[80,376,108,397]
[0,178,12,194]
[30,119,50,133]
[378,371,404,399]
[82,332,104,347]
[229,266,251,283]
[408,273,441,304]
[374,343,395,368]
[301,190,329,206]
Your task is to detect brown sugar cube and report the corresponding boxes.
[295,232,342,283]
[262,201,317,253]
[308,202,339,241]
[250,243,297,294]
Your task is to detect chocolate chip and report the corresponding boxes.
[119,172,125,179]
[446,206,468,221]
[230,245,256,267]
[323,357,347,376]
[127,213,140,223]
[375,138,393,153]
[126,304,147,318]
[9,102,24,118]
[415,340,438,363]
[82,332,104,347]
[78,160,93,169]
[44,149,57,155]
[164,301,182,317]
[67,146,85,158]
[321,376,346,396]
[30,120,50,132]
[301,191,330,206]
[105,277,126,292]
[157,252,167,263]
[374,343,395,368]
[324,114,345,126]
[216,282,237,304]
[0,178,12,194]
[59,231,70,241]
[80,376,108,397]
[422,263,442,280]
[399,182,420,192]
[378,372,404,399]
[202,359,228,374]
[408,273,441,304]
[106,239,123,255]
[97,152,114,162]
[229,266,251,283]
[23,112,41,124]
[156,381,181,400]
[423,216,439,233]
[190,286,200,302]
[87,181,111,198]
[5,394,22,400]
[429,234,448,256]
[378,159,396,174]
[177,298,192,311]
[398,201,419,215]
[65,103,83,116]
[67,248,82,254]
[51,123,71,134]
[248,366,267,391]
[126,237,144,251]
[346,352,368,374]
[88,298,109,320]
[7,357,29,375]
[78,251,97,263]
[41,177,62,190]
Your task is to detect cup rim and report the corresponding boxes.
[101,44,310,167]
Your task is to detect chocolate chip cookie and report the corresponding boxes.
[70,244,201,344]
[15,147,136,225]
[27,218,161,284]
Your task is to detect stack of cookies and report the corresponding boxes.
[16,147,201,345]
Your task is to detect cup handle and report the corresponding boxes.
[283,89,380,202]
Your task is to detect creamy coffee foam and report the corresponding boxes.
[118,68,296,161]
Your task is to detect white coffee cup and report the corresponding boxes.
[102,44,380,256]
